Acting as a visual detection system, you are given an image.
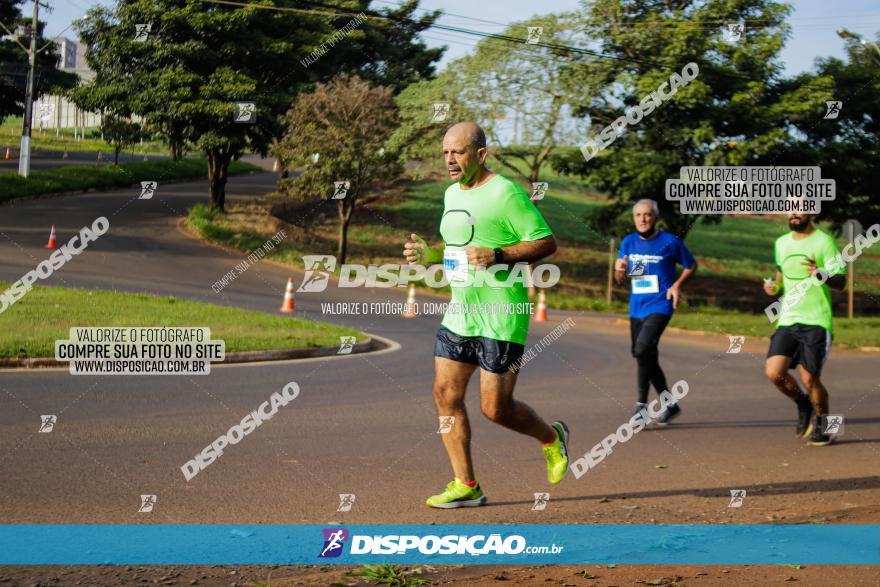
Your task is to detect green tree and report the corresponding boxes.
[275,74,401,264]
[390,13,587,185]
[774,35,880,232]
[73,0,441,212]
[100,115,143,165]
[552,0,823,238]
[0,0,75,126]
[387,68,472,176]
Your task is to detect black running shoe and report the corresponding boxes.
[654,403,681,426]
[796,397,814,438]
[633,402,648,416]
[807,415,834,446]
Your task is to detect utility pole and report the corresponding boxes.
[18,1,41,177]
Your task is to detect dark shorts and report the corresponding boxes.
[433,326,525,374]
[767,324,832,376]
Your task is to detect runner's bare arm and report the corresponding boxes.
[802,257,846,290]
[403,233,444,264]
[666,262,698,309]
[614,255,627,284]
[465,235,557,268]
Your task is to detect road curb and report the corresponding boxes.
[0,336,389,370]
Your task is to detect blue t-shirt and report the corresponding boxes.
[618,230,696,319]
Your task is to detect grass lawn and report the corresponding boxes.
[669,309,880,349]
[0,284,365,359]
[0,158,261,204]
[1,119,168,155]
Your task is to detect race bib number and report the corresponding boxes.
[443,249,469,282]
[631,274,659,294]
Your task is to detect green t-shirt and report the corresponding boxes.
[774,229,844,332]
[439,174,553,344]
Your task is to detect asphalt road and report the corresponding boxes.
[0,148,166,173]
[0,170,878,528]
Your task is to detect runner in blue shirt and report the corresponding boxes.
[614,199,698,424]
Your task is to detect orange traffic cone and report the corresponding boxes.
[534,289,548,322]
[4,147,10,160]
[45,225,57,249]
[402,283,418,318]
[280,278,295,312]
[62,149,69,160]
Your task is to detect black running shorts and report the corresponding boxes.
[433,326,525,374]
[767,324,832,376]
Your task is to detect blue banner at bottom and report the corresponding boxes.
[0,525,877,565]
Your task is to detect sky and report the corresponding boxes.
[38,0,880,75]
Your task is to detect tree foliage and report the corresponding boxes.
[73,0,441,211]
[551,0,828,238]
[276,74,401,264]
[0,0,75,126]
[390,13,587,184]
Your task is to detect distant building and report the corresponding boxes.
[52,36,77,69]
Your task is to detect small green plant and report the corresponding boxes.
[347,564,430,586]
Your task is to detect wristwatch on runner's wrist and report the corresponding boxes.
[493,248,505,264]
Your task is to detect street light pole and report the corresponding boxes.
[836,28,880,65]
[18,0,40,178]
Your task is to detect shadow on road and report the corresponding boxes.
[485,475,880,507]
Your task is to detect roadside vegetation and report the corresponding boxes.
[0,284,365,359]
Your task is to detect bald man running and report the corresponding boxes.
[403,122,570,508]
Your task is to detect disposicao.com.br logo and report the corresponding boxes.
[318,528,563,557]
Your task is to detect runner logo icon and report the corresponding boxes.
[822,415,844,435]
[138,494,157,513]
[319,528,349,557]
[337,336,356,354]
[728,489,746,508]
[628,259,646,276]
[140,181,157,199]
[726,336,745,354]
[298,255,336,292]
[332,181,350,200]
[337,494,356,512]
[38,415,57,433]
[530,182,548,201]
[532,492,550,511]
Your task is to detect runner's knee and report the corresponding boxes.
[800,370,818,389]
[765,363,786,383]
[432,382,465,410]
[480,398,511,423]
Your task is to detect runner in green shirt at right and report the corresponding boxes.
[763,213,846,446]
